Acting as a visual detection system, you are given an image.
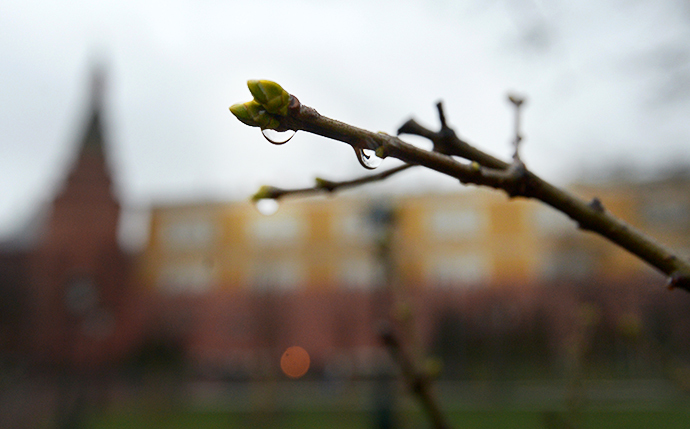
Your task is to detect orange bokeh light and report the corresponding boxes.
[280,346,310,379]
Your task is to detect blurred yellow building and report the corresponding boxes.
[139,173,690,293]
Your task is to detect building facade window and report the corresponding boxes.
[641,197,688,231]
[337,257,381,290]
[426,207,485,240]
[249,258,305,291]
[248,214,305,246]
[333,212,376,244]
[425,252,491,287]
[539,248,595,281]
[531,205,574,237]
[160,217,217,250]
[159,261,214,293]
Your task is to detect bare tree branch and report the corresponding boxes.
[397,102,510,169]
[251,164,415,201]
[232,87,690,292]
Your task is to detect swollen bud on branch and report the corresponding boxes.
[247,79,291,116]
[229,100,280,129]
[251,185,282,201]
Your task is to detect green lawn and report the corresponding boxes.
[88,409,690,429]
[91,410,368,429]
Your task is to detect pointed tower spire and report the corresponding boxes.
[54,62,116,206]
[46,62,119,247]
[81,64,107,154]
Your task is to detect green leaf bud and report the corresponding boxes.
[247,80,290,116]
[229,100,280,129]
[375,146,388,159]
[314,177,336,191]
[229,102,256,126]
[251,185,281,201]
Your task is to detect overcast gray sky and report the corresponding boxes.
[2,0,690,238]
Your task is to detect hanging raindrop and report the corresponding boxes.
[262,129,296,145]
[354,146,383,170]
[254,198,280,216]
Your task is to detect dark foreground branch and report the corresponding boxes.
[378,322,452,429]
[231,82,690,292]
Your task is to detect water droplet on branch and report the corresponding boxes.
[262,129,296,145]
[354,146,383,170]
[255,199,279,215]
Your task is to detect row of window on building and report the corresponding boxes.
[143,182,690,293]
[156,198,578,251]
[144,191,609,293]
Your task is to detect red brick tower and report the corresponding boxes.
[28,69,141,370]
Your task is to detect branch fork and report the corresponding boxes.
[230,80,690,292]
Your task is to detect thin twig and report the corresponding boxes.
[508,94,525,162]
[266,95,690,292]
[251,164,415,201]
[398,102,508,169]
